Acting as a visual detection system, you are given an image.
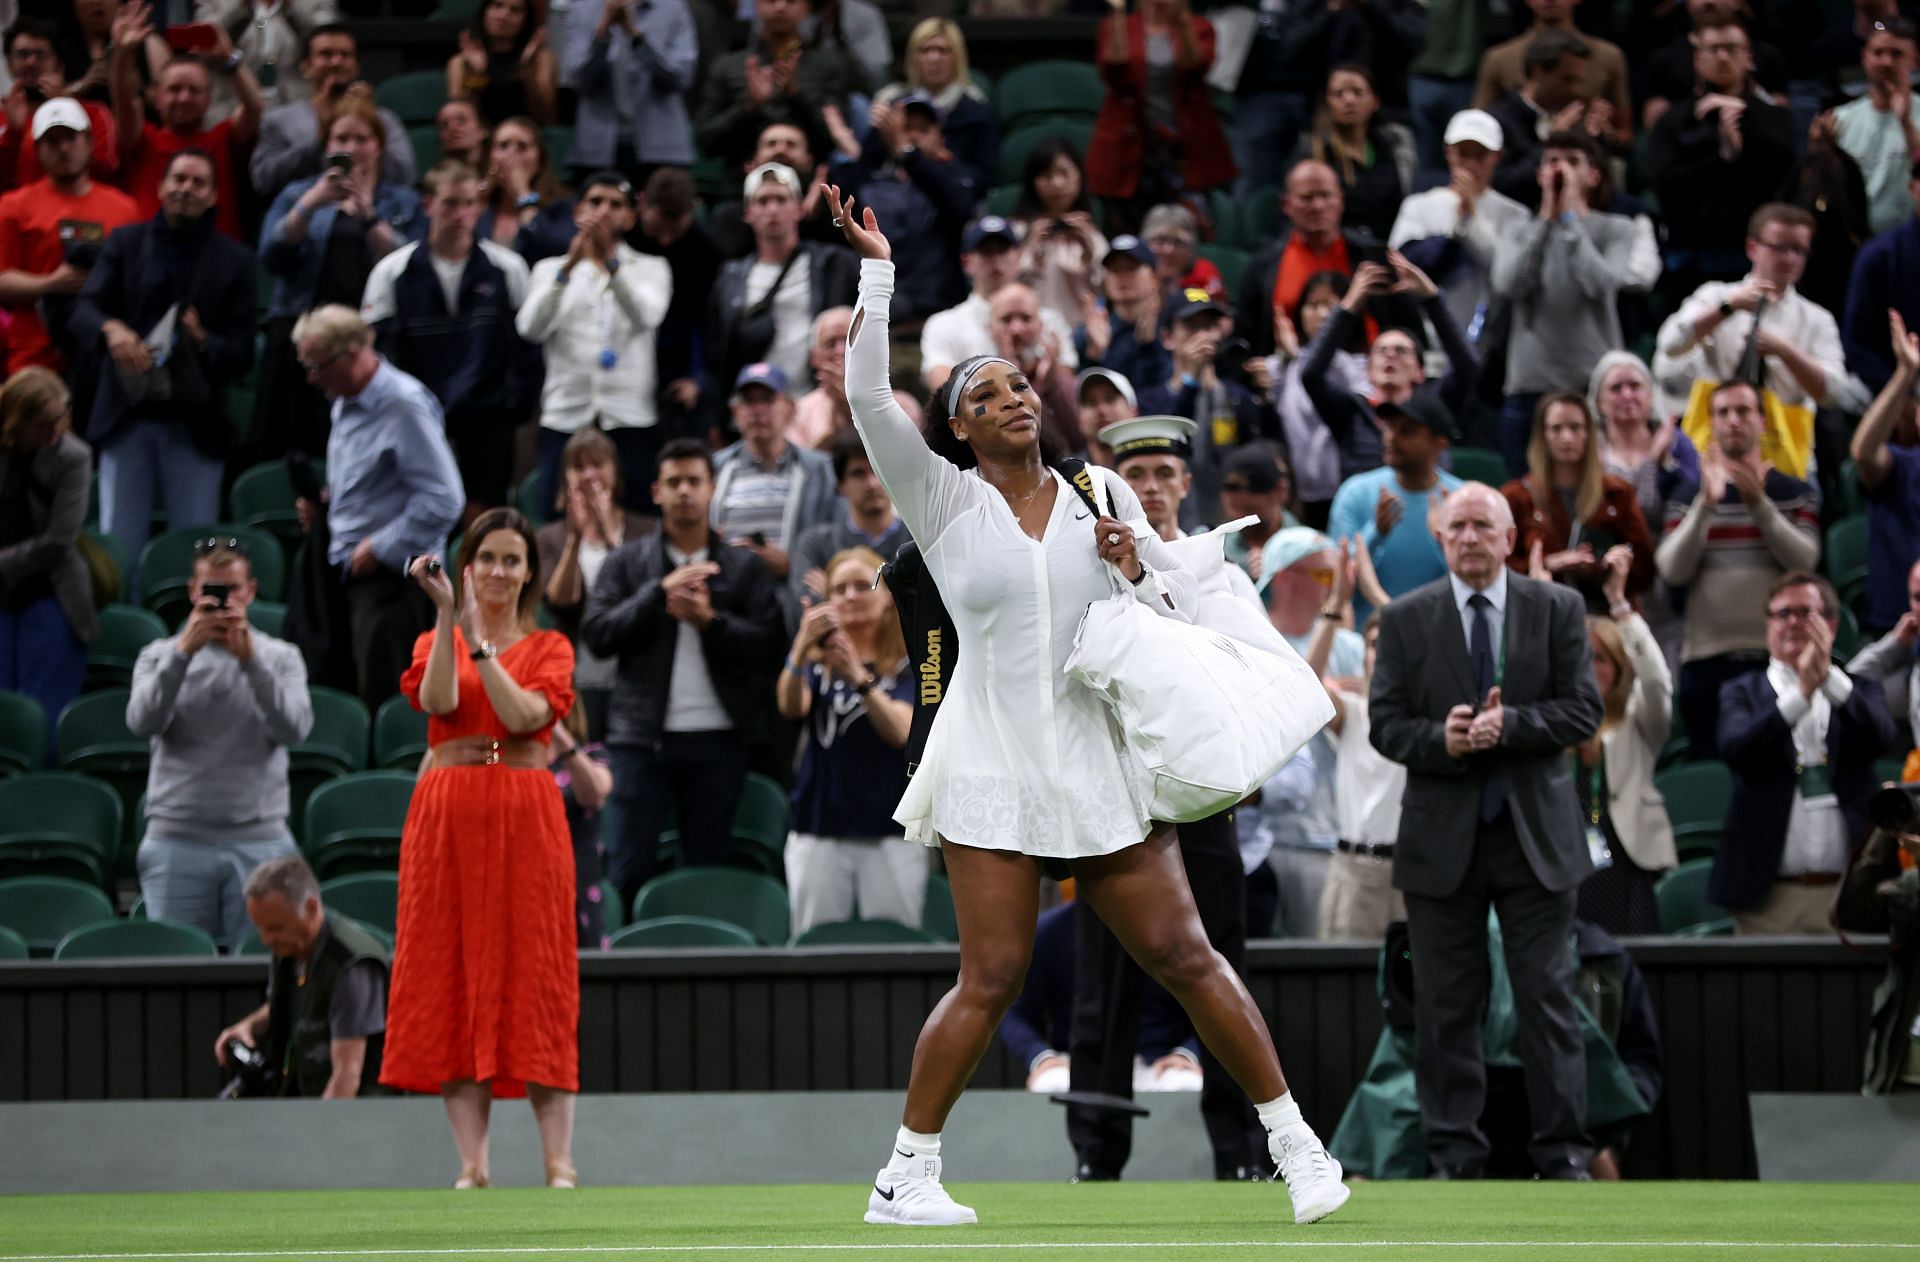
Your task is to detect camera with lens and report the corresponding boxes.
[218,1040,282,1100]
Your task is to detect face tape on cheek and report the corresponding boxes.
[949,357,1017,418]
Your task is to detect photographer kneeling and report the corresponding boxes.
[1838,786,1920,1095]
[214,855,389,1099]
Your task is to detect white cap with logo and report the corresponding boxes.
[743,162,802,200]
[1442,109,1504,153]
[31,98,91,141]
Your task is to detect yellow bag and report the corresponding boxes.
[1678,378,1814,480]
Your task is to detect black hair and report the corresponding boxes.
[927,356,1066,471]
[1541,129,1604,169]
[471,0,539,59]
[302,22,355,60]
[4,16,61,60]
[581,169,635,206]
[829,428,872,482]
[163,146,218,182]
[655,436,714,477]
[1012,137,1092,223]
[1524,29,1590,74]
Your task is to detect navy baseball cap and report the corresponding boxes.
[1375,388,1458,442]
[897,91,940,121]
[1104,234,1155,267]
[1169,286,1225,323]
[963,215,1020,252]
[732,362,790,397]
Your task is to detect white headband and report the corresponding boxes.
[950,357,1017,414]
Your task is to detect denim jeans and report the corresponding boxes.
[1408,76,1477,183]
[137,835,302,946]
[1229,90,1310,197]
[0,595,87,759]
[97,418,225,603]
[1500,392,1544,480]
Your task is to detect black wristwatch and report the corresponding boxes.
[1718,300,1736,320]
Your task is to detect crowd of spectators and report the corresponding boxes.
[3,0,1920,1010]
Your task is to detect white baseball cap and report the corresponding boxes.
[743,162,801,200]
[31,98,91,141]
[1443,109,1504,153]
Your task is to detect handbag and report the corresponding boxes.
[1063,470,1332,822]
[726,247,802,383]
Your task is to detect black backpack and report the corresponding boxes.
[880,458,1106,775]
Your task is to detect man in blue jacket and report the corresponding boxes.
[360,159,534,517]
[1712,571,1898,934]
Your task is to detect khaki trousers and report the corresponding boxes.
[1733,880,1836,936]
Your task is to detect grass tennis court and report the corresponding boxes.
[3,1182,1917,1261]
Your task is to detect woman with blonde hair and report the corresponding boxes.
[776,545,923,936]
[875,18,997,184]
[0,368,97,753]
[1502,391,1656,613]
[1574,548,1678,936]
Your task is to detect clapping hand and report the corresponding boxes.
[1542,543,1595,575]
[1727,454,1772,504]
[1469,687,1504,750]
[1444,703,1477,758]
[663,561,720,628]
[1891,308,1920,377]
[1374,486,1403,538]
[1795,614,1834,698]
[1600,543,1633,610]
[1387,249,1437,299]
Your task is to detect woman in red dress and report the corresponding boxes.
[380,507,582,1189]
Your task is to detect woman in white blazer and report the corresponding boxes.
[1574,545,1679,936]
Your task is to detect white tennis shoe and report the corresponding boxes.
[1271,1125,1351,1225]
[865,1153,978,1226]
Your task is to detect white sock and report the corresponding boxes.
[888,1127,941,1172]
[1256,1093,1305,1135]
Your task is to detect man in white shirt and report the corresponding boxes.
[1388,109,1531,331]
[361,160,532,515]
[517,171,673,515]
[919,215,1077,390]
[1653,202,1863,420]
[1710,572,1898,934]
[1833,18,1920,235]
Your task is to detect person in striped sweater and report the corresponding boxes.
[1653,379,1821,760]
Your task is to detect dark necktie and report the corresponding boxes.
[1469,593,1505,822]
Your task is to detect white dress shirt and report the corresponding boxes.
[1765,657,1853,877]
[516,243,672,432]
[1449,566,1509,675]
[917,292,1079,380]
[1653,276,1863,417]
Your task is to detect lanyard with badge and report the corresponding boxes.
[597,279,620,372]
[1580,753,1612,871]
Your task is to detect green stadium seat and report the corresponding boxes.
[0,876,115,956]
[375,70,449,125]
[996,121,1094,187]
[995,60,1104,132]
[407,124,442,173]
[609,915,758,949]
[596,878,625,934]
[1824,514,1868,605]
[303,771,416,879]
[792,918,939,946]
[229,460,323,560]
[922,872,956,942]
[544,125,574,171]
[1655,858,1726,933]
[631,868,789,945]
[983,183,1020,218]
[321,871,400,934]
[1196,243,1250,301]
[84,527,129,604]
[1654,760,1732,849]
[233,929,270,956]
[55,690,147,871]
[374,694,431,771]
[429,0,482,20]
[1837,605,1863,660]
[1674,830,1720,863]
[1450,447,1509,487]
[295,687,370,775]
[1838,458,1867,517]
[1239,186,1283,248]
[0,924,27,959]
[728,772,790,876]
[54,918,219,960]
[0,690,47,776]
[128,894,146,919]
[248,600,287,639]
[87,604,169,690]
[515,470,549,525]
[138,525,285,626]
[0,772,123,888]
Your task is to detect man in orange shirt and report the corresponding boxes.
[109,1,262,240]
[0,98,138,375]
[1233,161,1422,360]
[0,17,119,193]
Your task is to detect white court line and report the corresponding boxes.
[7,1243,1920,1259]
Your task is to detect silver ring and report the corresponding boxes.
[833,218,846,227]
[1106,532,1121,545]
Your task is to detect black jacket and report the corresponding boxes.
[705,239,859,395]
[578,530,787,750]
[1233,225,1421,359]
[69,213,257,452]
[1487,90,1550,210]
[1647,91,1797,255]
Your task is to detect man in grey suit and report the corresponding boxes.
[1369,483,1604,1180]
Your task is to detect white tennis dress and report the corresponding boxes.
[845,259,1199,859]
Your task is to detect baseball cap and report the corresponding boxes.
[963,215,1020,252]
[1443,109,1504,153]
[32,98,90,140]
[1104,234,1155,268]
[1169,287,1224,323]
[1255,527,1336,596]
[1098,414,1196,465]
[897,91,940,121]
[743,161,802,201]
[1077,367,1138,410]
[732,362,790,397]
[1375,389,1459,442]
[1222,445,1284,495]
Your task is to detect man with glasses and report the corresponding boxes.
[1655,380,1821,759]
[126,539,313,947]
[1710,571,1896,934]
[1654,204,1852,420]
[289,304,464,707]
[1645,25,1796,306]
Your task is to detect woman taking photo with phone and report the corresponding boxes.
[828,184,1347,1230]
[381,507,580,1190]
